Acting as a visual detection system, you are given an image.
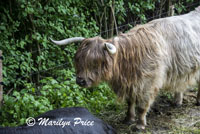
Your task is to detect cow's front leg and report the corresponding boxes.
[123,99,136,125]
[135,91,157,130]
[174,92,183,107]
[136,104,150,130]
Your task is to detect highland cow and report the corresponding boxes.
[51,6,200,130]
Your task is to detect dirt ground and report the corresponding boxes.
[100,90,200,134]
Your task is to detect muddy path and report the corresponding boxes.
[100,90,200,134]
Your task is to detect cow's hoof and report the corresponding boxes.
[122,118,135,125]
[132,124,145,132]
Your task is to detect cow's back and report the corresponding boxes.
[151,8,200,91]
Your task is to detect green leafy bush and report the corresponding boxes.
[1,89,53,126]
[0,69,117,126]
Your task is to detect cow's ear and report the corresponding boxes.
[104,43,116,54]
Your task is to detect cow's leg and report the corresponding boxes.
[136,103,151,130]
[136,91,156,130]
[174,92,183,107]
[123,99,136,125]
[197,84,200,106]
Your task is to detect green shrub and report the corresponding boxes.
[1,89,53,126]
[0,69,117,126]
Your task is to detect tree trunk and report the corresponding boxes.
[167,0,173,16]
[109,0,115,38]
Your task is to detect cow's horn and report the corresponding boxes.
[105,43,116,54]
[50,37,85,45]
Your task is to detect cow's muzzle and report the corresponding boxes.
[76,76,87,87]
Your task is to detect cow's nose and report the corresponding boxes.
[76,77,86,86]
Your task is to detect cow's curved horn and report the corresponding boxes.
[105,43,116,54]
[50,37,85,45]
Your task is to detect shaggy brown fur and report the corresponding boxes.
[73,6,200,130]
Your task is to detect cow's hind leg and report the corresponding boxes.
[197,84,200,106]
[174,92,183,107]
[123,99,136,125]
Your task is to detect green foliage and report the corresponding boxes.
[174,0,195,14]
[1,89,53,126]
[0,69,117,126]
[128,0,155,22]
[0,0,99,89]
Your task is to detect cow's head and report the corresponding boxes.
[50,36,117,87]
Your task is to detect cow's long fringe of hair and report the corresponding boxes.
[109,24,163,101]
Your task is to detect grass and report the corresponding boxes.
[99,90,200,134]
